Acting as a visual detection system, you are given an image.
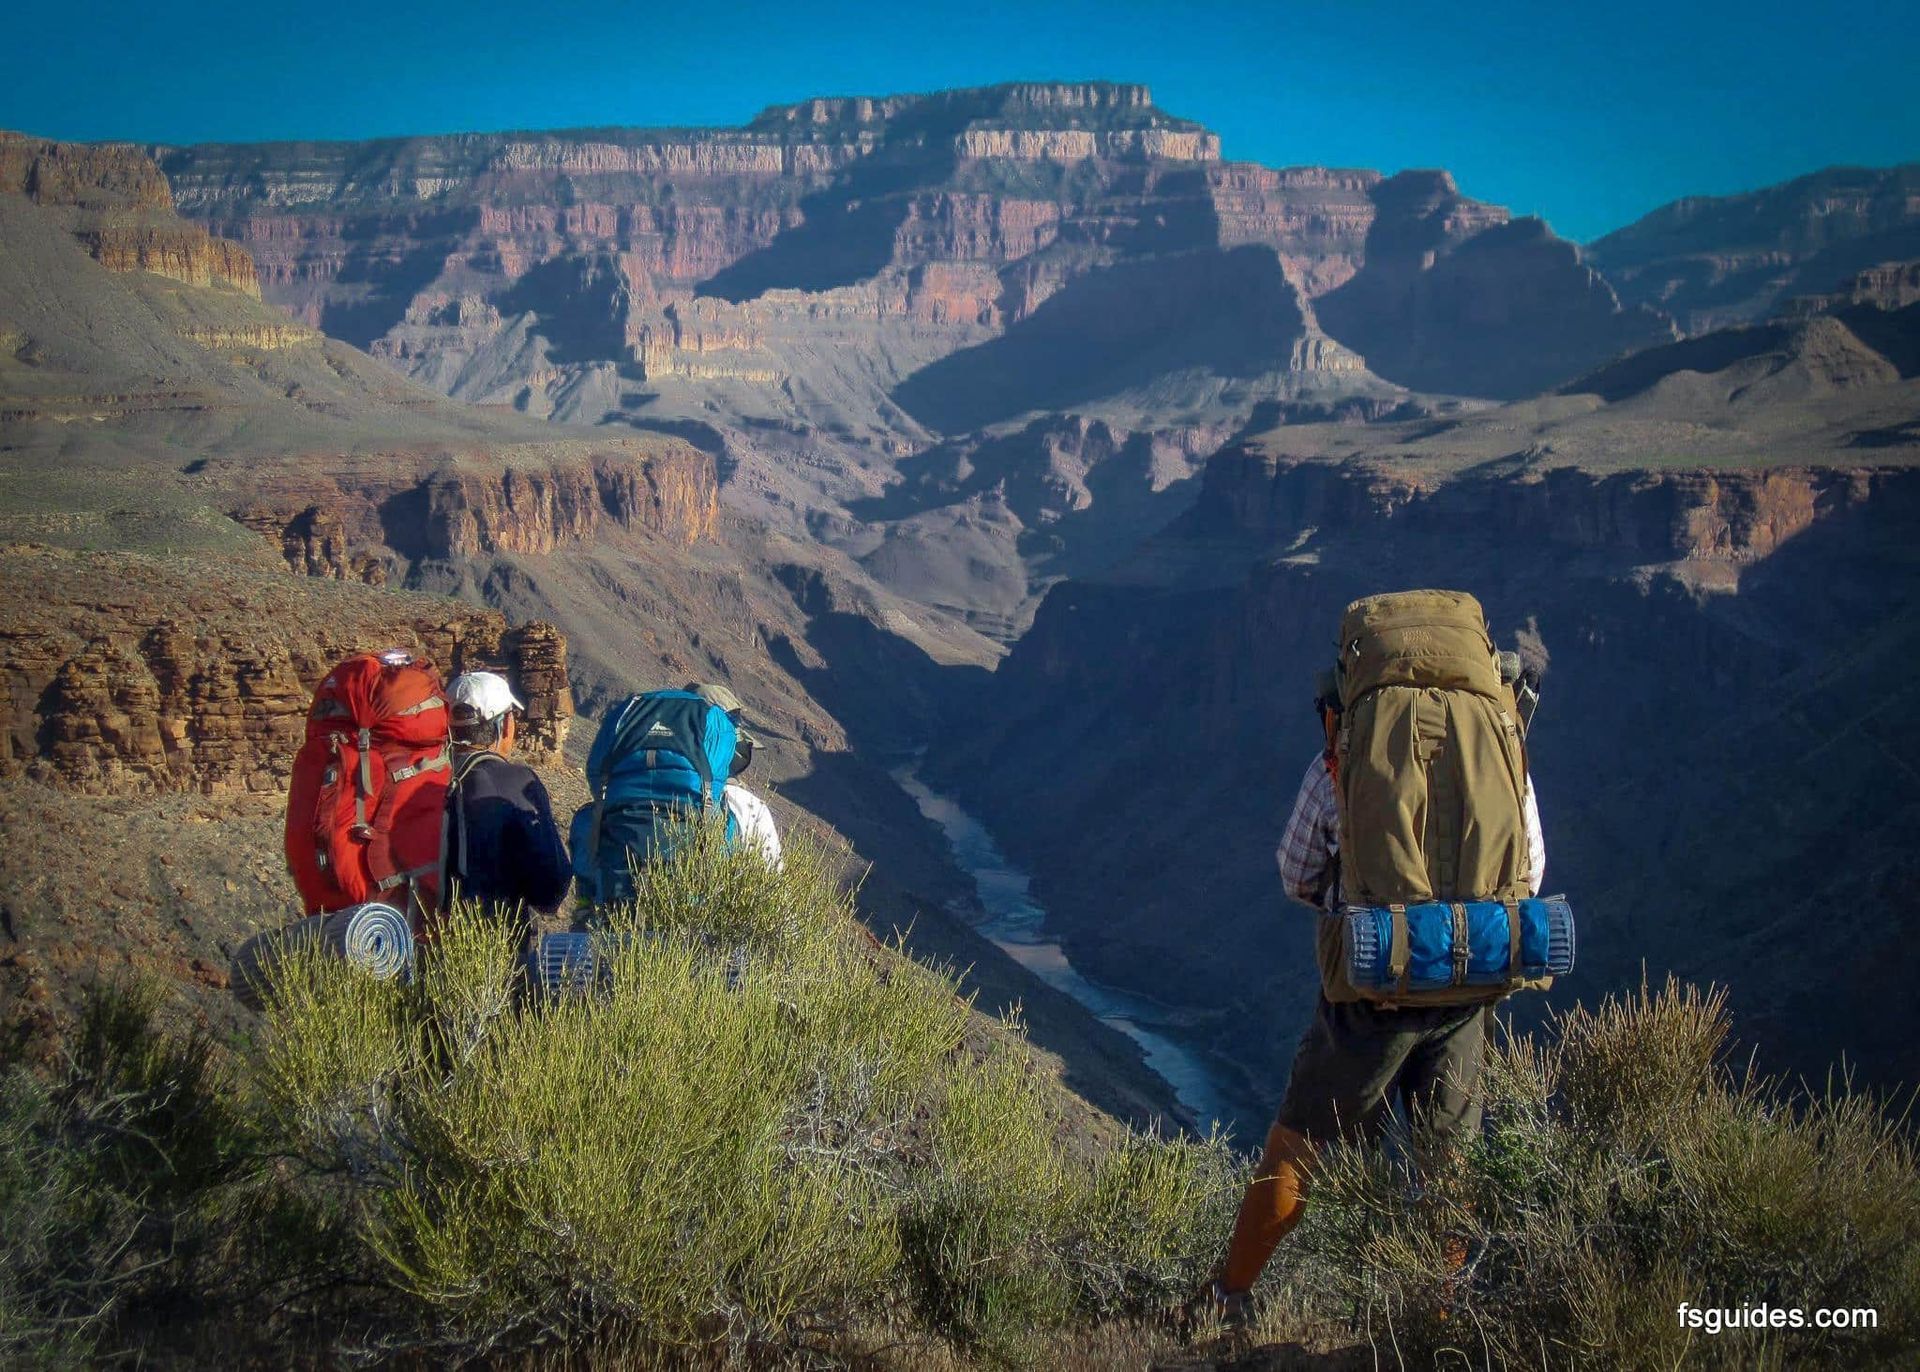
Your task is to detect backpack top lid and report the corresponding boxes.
[585,689,737,806]
[1336,589,1503,708]
[305,651,447,747]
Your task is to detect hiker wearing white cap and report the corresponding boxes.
[685,682,784,871]
[442,671,571,925]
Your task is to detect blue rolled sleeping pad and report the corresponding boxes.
[1345,897,1575,991]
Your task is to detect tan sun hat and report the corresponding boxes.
[685,681,758,745]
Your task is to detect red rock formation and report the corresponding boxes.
[232,505,385,583]
[0,547,573,794]
[0,131,173,210]
[420,450,717,556]
[1,132,260,295]
[149,83,1664,405]
[224,441,717,573]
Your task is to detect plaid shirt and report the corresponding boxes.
[1276,755,1546,910]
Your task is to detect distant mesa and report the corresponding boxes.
[1,130,260,295]
[1586,162,1920,333]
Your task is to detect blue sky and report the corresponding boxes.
[4,0,1916,241]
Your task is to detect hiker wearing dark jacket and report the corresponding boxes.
[443,671,570,924]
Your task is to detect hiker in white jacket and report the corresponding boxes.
[722,780,782,870]
[687,682,783,870]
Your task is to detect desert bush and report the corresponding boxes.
[0,981,336,1366]
[1286,976,1920,1369]
[257,821,1236,1364]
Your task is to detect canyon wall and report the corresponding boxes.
[1588,162,1920,333]
[223,441,719,582]
[149,83,1670,422]
[2,132,260,295]
[0,546,573,795]
[1189,449,1900,563]
[926,452,1920,1111]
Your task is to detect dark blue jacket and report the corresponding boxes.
[445,751,571,919]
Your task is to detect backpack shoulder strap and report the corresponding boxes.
[452,749,499,786]
[446,749,501,893]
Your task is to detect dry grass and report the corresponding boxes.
[8,865,1918,1370]
[1279,976,1920,1370]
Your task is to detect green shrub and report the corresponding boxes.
[257,822,1236,1364]
[0,980,334,1366]
[39,831,1915,1369]
[1286,976,1920,1370]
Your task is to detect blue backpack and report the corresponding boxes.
[570,690,739,906]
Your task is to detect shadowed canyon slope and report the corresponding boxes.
[922,298,1920,1112]
[1588,162,1920,334]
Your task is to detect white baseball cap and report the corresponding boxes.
[448,671,525,724]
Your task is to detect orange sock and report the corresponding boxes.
[1219,1120,1315,1294]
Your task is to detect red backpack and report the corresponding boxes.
[285,651,452,923]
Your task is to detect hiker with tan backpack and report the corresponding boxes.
[1201,590,1575,1321]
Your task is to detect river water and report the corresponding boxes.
[893,766,1235,1134]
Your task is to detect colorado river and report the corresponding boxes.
[894,766,1234,1133]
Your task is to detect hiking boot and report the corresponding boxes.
[1176,1279,1251,1337]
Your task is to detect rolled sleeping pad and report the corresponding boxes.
[229,902,415,1010]
[331,902,415,980]
[527,931,640,996]
[525,930,748,996]
[1344,897,1575,992]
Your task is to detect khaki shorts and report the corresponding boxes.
[1276,995,1488,1152]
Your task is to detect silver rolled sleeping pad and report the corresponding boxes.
[229,902,416,1011]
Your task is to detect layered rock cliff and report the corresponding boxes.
[150,83,1664,432]
[2,131,259,295]
[220,441,718,586]
[0,546,573,794]
[1787,259,1920,314]
[1188,448,1903,563]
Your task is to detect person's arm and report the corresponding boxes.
[515,773,573,914]
[749,797,783,872]
[1275,757,1339,911]
[1523,776,1546,895]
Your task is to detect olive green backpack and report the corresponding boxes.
[1315,589,1541,1007]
